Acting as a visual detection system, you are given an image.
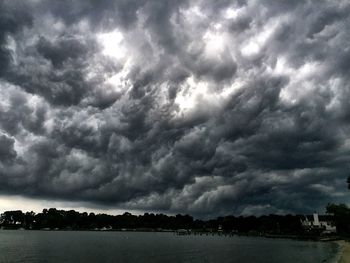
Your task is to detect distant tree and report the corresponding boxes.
[24,211,36,229]
[0,207,310,235]
[326,203,350,236]
[0,210,25,228]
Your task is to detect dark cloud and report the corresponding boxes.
[0,135,16,162]
[0,0,350,217]
[34,0,145,32]
[0,1,32,77]
[36,36,90,69]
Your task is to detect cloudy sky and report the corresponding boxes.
[1,0,350,217]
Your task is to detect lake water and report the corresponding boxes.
[0,230,338,263]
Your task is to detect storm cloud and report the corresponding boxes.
[1,0,350,217]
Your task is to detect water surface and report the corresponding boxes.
[0,230,338,263]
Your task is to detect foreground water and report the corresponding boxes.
[0,230,338,263]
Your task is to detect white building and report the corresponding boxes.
[301,213,336,234]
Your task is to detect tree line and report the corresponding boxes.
[0,203,349,236]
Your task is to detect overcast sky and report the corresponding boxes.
[1,0,350,217]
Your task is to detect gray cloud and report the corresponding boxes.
[0,0,350,217]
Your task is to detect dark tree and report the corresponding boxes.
[326,203,350,236]
[0,210,25,228]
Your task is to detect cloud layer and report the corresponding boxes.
[1,0,350,217]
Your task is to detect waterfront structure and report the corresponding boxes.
[301,213,336,234]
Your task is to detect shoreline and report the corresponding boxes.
[335,240,350,263]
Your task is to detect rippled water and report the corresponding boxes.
[0,230,338,263]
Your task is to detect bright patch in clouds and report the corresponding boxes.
[203,27,225,56]
[175,77,210,113]
[277,59,322,104]
[225,7,241,19]
[174,77,239,116]
[241,19,280,57]
[98,30,126,60]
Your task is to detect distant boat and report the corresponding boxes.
[175,229,189,235]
